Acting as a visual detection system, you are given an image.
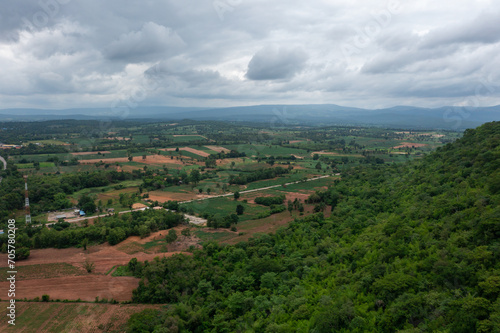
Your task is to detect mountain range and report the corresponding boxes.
[0,104,498,129]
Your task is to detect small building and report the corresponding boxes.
[74,209,80,216]
[79,210,86,217]
[107,208,115,213]
[56,214,67,220]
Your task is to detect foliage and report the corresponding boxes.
[0,209,184,249]
[128,122,500,332]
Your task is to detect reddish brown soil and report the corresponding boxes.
[0,230,193,302]
[160,147,210,157]
[131,203,148,210]
[393,142,428,149]
[0,275,138,302]
[205,145,230,153]
[147,190,198,203]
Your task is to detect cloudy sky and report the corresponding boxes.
[0,0,499,110]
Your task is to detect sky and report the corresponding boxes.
[0,0,499,110]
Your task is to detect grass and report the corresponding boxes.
[26,139,70,145]
[194,230,234,242]
[112,265,134,277]
[0,303,162,332]
[170,135,208,142]
[183,197,262,221]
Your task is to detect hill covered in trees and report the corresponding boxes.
[127,122,499,332]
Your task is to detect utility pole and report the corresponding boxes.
[24,175,31,224]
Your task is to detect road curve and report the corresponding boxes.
[0,156,6,170]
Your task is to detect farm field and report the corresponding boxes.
[0,302,161,332]
[0,118,466,331]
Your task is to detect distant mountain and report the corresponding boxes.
[0,104,498,129]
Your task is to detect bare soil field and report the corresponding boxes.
[160,147,211,157]
[131,203,148,210]
[0,302,161,332]
[71,151,111,156]
[0,232,192,302]
[205,145,230,153]
[0,275,138,302]
[147,190,198,202]
[392,142,428,149]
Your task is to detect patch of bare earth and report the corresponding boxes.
[392,142,428,149]
[0,230,195,302]
[147,190,198,203]
[205,145,230,153]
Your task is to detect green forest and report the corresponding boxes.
[126,121,500,332]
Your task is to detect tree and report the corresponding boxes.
[234,191,240,200]
[78,194,96,215]
[236,204,245,215]
[315,162,322,170]
[165,229,178,243]
[82,238,88,251]
[190,169,201,186]
[207,188,211,195]
[181,228,191,237]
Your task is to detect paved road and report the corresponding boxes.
[179,174,335,204]
[0,156,6,170]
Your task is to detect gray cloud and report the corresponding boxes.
[104,22,185,62]
[0,0,499,109]
[246,46,308,80]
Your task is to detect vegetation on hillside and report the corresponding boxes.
[127,122,499,332]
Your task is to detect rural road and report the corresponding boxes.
[178,174,336,204]
[34,174,338,227]
[0,155,6,170]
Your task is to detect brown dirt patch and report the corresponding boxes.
[71,151,111,156]
[205,145,230,153]
[0,275,138,302]
[147,190,198,203]
[160,147,210,157]
[289,140,303,144]
[180,147,210,157]
[392,142,428,149]
[131,203,148,210]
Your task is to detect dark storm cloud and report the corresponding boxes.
[245,46,308,80]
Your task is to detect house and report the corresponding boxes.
[74,209,80,216]
[56,214,67,220]
[79,210,86,217]
[107,208,115,213]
